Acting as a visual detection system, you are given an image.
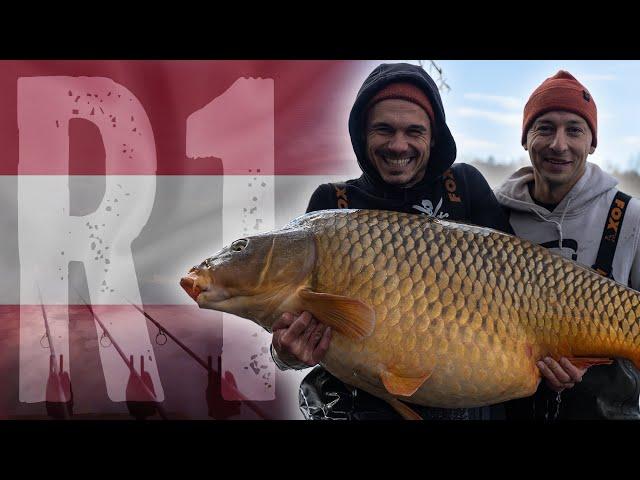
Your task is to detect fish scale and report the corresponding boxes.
[183,209,640,417]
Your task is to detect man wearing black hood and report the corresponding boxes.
[271,63,513,420]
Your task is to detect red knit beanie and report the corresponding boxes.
[367,82,435,125]
[522,70,597,147]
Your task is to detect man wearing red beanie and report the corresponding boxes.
[496,70,640,420]
[270,62,515,420]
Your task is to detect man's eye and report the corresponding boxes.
[567,127,583,135]
[371,124,393,134]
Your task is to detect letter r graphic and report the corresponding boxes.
[17,77,163,403]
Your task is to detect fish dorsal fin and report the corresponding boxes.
[297,289,375,341]
[387,398,423,420]
[565,357,614,369]
[380,369,432,397]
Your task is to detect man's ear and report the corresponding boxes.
[523,143,528,152]
[430,137,435,148]
[589,145,596,154]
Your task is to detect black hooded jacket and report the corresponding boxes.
[294,63,514,421]
[305,62,513,234]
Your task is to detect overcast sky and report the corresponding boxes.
[395,60,640,173]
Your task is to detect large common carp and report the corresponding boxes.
[180,209,637,419]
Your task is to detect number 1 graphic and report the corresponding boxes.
[187,77,276,401]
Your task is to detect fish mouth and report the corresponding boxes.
[180,274,232,305]
[180,275,202,302]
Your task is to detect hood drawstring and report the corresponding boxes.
[529,197,573,251]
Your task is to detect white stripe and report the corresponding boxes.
[4,174,354,305]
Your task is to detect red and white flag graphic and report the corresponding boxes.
[0,60,377,419]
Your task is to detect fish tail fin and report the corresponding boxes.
[565,357,614,370]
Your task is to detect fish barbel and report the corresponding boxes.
[180,209,638,419]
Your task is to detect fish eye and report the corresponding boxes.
[230,239,248,252]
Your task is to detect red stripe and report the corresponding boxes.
[2,60,371,175]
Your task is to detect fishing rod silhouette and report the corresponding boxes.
[118,292,270,420]
[72,286,168,420]
[37,284,73,420]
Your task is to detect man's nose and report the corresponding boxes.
[387,133,410,153]
[549,130,569,152]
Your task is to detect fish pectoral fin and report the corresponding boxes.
[565,357,614,369]
[387,398,423,421]
[380,370,432,397]
[297,289,375,340]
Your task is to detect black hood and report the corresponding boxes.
[348,62,457,194]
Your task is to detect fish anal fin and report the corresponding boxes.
[387,398,423,421]
[566,357,614,369]
[380,369,432,397]
[297,289,375,340]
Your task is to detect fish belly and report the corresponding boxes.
[322,330,541,408]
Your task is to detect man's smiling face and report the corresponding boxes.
[525,110,595,189]
[366,98,434,188]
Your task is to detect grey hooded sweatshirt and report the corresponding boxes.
[495,162,640,288]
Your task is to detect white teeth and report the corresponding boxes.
[385,157,412,167]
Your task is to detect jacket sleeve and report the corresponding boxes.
[270,344,311,371]
[459,164,515,235]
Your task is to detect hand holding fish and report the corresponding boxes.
[537,357,589,392]
[272,311,332,367]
